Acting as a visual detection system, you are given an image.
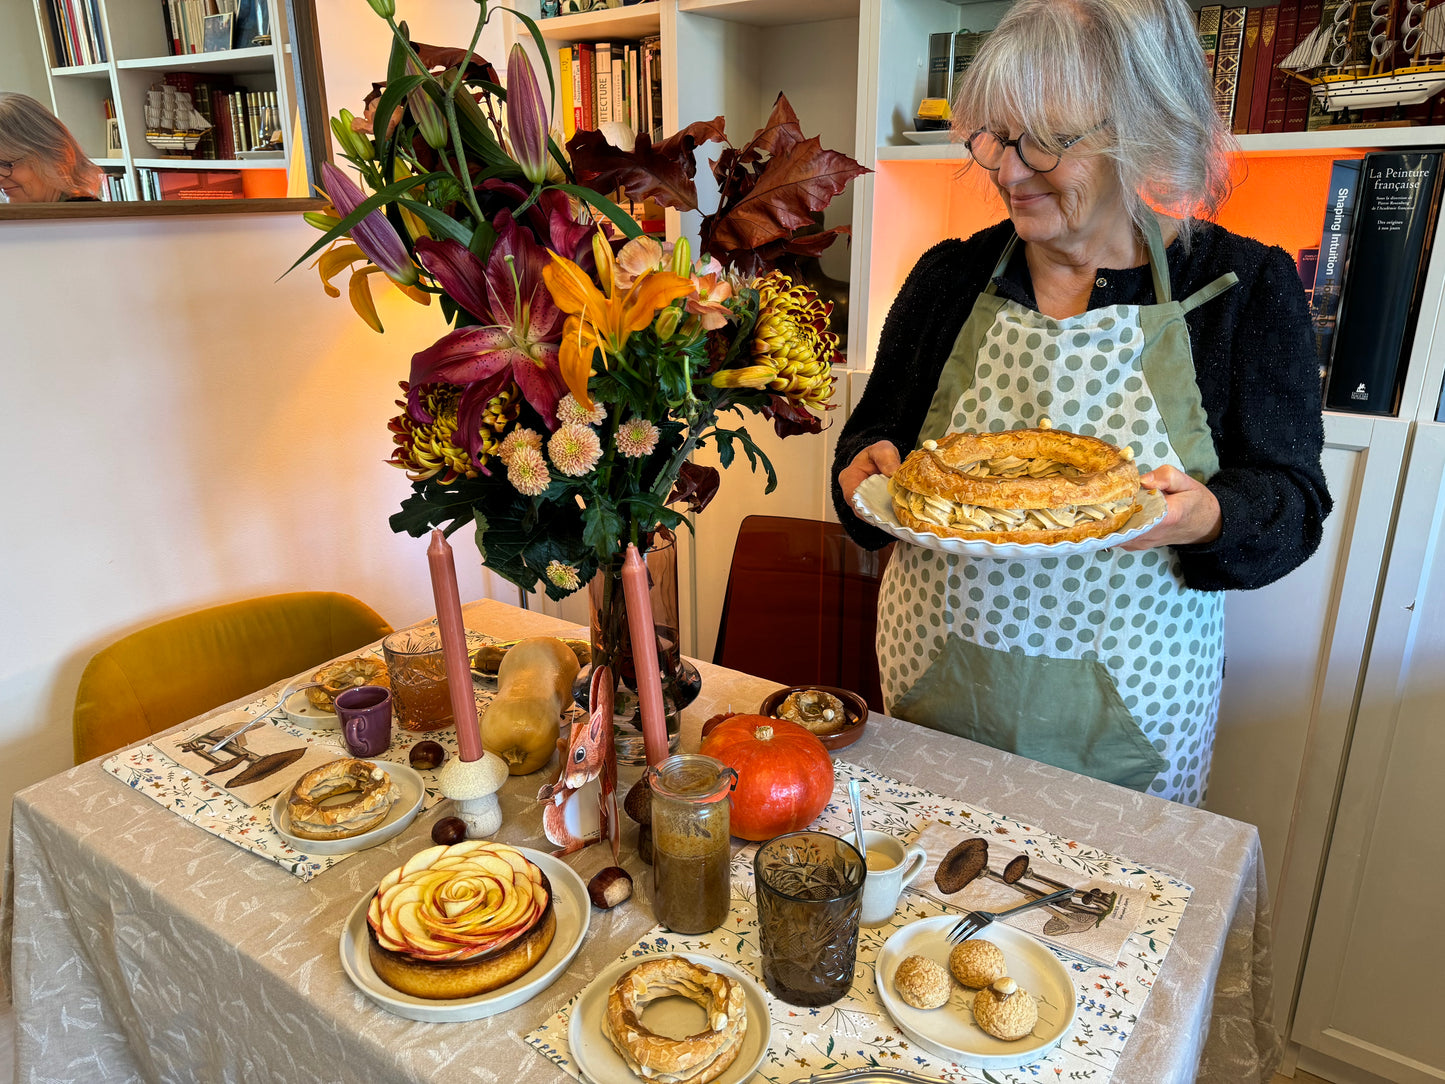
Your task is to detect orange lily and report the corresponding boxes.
[315,242,430,333]
[542,232,695,409]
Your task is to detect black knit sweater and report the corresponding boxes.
[832,219,1333,591]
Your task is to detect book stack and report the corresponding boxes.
[43,0,107,66]
[163,0,240,55]
[136,167,244,200]
[557,37,662,142]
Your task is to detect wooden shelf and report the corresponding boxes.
[677,0,857,26]
[134,157,286,170]
[536,2,661,42]
[117,46,276,75]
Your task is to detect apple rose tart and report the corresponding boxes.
[366,841,555,999]
[890,424,1141,545]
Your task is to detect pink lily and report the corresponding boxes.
[685,258,735,331]
[319,162,418,286]
[506,43,550,184]
[410,212,567,446]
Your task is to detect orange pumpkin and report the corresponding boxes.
[698,714,834,841]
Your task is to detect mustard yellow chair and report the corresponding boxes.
[73,591,393,764]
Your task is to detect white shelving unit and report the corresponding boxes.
[16,0,297,202]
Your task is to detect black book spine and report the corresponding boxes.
[1325,151,1445,416]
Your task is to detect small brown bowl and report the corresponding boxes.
[757,685,869,753]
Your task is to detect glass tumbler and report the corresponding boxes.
[382,626,483,732]
[646,754,737,934]
[754,831,866,1006]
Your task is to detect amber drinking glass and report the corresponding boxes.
[754,831,866,1006]
[382,627,482,732]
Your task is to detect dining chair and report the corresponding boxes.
[713,515,892,713]
[73,591,393,764]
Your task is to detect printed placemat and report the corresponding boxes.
[524,760,1191,1083]
[100,646,524,881]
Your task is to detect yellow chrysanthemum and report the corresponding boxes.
[711,272,839,411]
[388,382,521,482]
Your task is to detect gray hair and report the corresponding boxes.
[953,0,1235,247]
[0,91,102,199]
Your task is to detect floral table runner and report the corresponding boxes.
[524,760,1191,1083]
[98,646,513,880]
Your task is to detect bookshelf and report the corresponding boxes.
[16,0,300,203]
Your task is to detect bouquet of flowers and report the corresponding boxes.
[296,0,866,602]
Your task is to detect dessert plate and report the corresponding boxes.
[568,952,771,1084]
[852,474,1166,559]
[280,683,339,731]
[875,916,1075,1069]
[270,760,424,856]
[338,848,589,1022]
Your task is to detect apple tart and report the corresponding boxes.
[890,424,1141,545]
[365,841,555,999]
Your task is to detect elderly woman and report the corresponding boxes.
[0,92,102,203]
[833,0,1331,806]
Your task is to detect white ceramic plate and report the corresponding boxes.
[281,686,338,731]
[270,760,424,856]
[903,129,955,145]
[875,916,1076,1069]
[338,848,589,1022]
[852,474,1166,559]
[568,953,771,1084]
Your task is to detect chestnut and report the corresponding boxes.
[588,866,633,909]
[409,740,446,770]
[431,816,468,846]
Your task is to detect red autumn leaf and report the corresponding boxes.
[703,135,868,255]
[667,461,721,513]
[760,394,829,439]
[567,118,726,212]
[735,93,806,164]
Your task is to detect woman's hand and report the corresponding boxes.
[839,441,902,505]
[1118,465,1223,550]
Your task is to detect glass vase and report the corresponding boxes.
[588,532,685,765]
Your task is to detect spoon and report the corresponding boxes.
[847,779,868,861]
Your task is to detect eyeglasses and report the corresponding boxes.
[964,127,1102,173]
[0,160,15,178]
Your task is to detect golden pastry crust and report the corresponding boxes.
[604,956,748,1084]
[286,758,399,839]
[894,954,951,1010]
[306,655,389,712]
[972,977,1038,1041]
[948,939,1008,989]
[889,428,1141,544]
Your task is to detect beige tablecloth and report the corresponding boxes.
[2,599,1278,1084]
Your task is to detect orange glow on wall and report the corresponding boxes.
[865,150,1369,365]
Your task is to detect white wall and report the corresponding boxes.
[0,0,516,843]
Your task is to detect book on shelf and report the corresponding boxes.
[1264,0,1301,133]
[643,35,662,142]
[1233,6,1264,134]
[1212,7,1247,123]
[926,32,953,100]
[1197,5,1223,82]
[611,49,625,125]
[1324,151,1444,415]
[1246,4,1278,133]
[951,30,988,101]
[595,42,613,128]
[1284,0,1325,131]
[1296,247,1319,300]
[558,47,576,142]
[577,42,595,133]
[1311,159,1363,387]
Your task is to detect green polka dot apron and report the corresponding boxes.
[878,218,1236,806]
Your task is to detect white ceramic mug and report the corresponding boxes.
[844,830,927,927]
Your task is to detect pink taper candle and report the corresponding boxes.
[622,543,669,766]
[427,530,483,762]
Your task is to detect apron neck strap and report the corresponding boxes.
[985,216,1175,301]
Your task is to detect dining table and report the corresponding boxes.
[1,598,1280,1084]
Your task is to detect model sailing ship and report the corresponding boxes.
[144,83,212,154]
[1280,0,1445,114]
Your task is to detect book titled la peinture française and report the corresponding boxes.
[1325,151,1445,415]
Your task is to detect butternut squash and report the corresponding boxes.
[481,637,580,775]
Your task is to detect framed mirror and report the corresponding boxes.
[0,0,328,218]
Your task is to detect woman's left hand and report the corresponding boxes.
[1117,465,1223,550]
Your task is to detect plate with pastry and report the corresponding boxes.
[270,758,424,855]
[568,952,769,1084]
[338,842,589,1022]
[754,685,868,752]
[278,682,338,730]
[875,916,1075,1069]
[851,424,1166,559]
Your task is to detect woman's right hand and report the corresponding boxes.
[839,440,902,505]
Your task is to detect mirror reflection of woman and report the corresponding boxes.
[0,92,102,203]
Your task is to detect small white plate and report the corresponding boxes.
[338,848,589,1022]
[852,474,1167,559]
[904,129,955,145]
[270,760,424,856]
[282,686,338,731]
[875,916,1076,1069]
[568,952,771,1084]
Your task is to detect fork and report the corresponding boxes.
[946,885,1075,943]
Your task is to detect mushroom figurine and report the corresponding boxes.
[437,750,508,837]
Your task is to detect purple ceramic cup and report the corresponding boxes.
[334,685,393,757]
